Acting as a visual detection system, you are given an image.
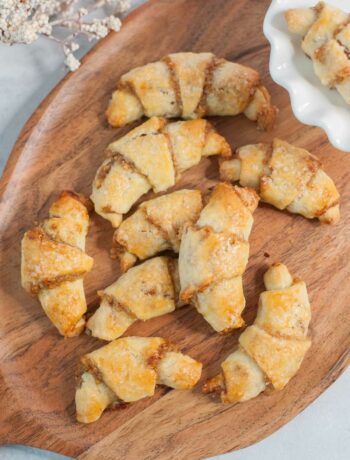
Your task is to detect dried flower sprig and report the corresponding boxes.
[0,0,130,71]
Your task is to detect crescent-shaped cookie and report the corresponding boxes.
[86,257,183,341]
[112,189,203,271]
[285,2,350,104]
[76,336,202,423]
[106,52,277,130]
[203,263,312,402]
[179,183,259,333]
[21,191,94,336]
[220,138,340,224]
[91,116,231,228]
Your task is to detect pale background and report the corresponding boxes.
[1,1,349,459]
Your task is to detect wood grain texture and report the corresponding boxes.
[0,0,349,458]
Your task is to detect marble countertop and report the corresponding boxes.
[1,1,349,459]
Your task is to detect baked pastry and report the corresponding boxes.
[220,138,340,224]
[203,263,312,403]
[285,2,350,104]
[112,189,203,271]
[179,183,259,332]
[76,336,202,423]
[91,116,231,228]
[86,257,183,341]
[21,192,94,336]
[106,52,277,129]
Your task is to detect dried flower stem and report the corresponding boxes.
[0,0,131,71]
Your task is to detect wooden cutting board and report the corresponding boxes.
[0,0,349,458]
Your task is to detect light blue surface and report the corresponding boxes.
[1,1,349,459]
[0,447,72,460]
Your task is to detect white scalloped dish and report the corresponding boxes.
[264,0,350,152]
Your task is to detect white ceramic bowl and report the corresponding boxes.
[263,0,350,152]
